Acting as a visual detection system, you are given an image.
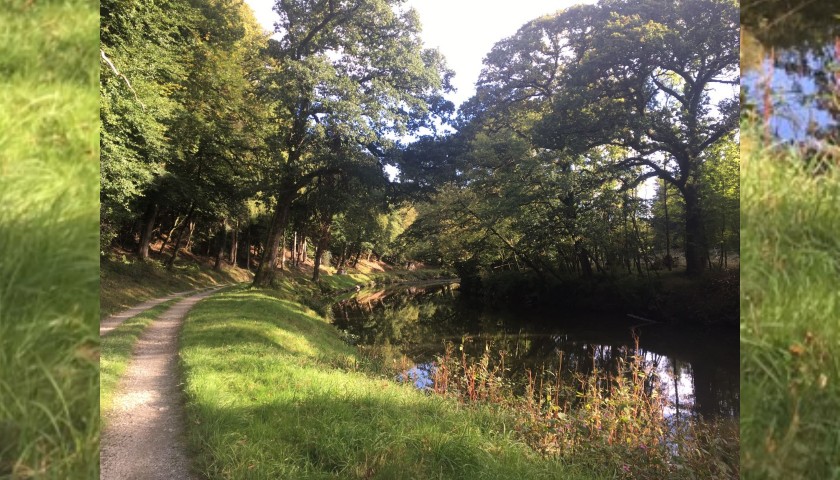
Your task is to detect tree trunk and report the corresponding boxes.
[299,237,307,264]
[137,202,158,261]
[185,220,196,253]
[213,221,226,272]
[352,240,363,268]
[683,183,706,277]
[159,214,182,254]
[312,222,332,282]
[575,240,593,279]
[663,178,672,271]
[337,243,348,270]
[245,225,251,271]
[230,219,239,266]
[166,205,196,269]
[253,200,290,286]
[292,231,298,267]
[278,231,286,271]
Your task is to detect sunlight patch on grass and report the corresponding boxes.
[180,287,588,479]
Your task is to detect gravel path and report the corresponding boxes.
[100,288,208,336]
[100,287,225,480]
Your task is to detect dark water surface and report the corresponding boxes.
[332,282,738,420]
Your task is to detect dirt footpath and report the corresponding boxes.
[100,287,224,480]
[100,287,209,336]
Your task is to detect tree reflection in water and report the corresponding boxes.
[332,283,739,419]
[742,2,840,147]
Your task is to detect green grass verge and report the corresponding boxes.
[741,124,840,478]
[180,287,597,479]
[0,1,99,478]
[100,300,180,418]
[100,254,251,319]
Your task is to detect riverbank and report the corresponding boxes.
[180,286,590,479]
[176,271,736,478]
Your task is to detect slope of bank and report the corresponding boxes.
[100,251,251,319]
[179,285,595,479]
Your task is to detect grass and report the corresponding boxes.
[0,1,99,477]
[100,253,251,319]
[180,286,597,479]
[741,117,840,478]
[100,300,180,418]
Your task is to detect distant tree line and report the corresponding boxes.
[100,0,738,288]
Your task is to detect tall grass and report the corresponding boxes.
[0,1,99,477]
[425,340,737,478]
[741,119,840,478]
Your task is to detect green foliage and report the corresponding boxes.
[100,0,271,251]
[452,0,740,277]
[100,0,193,247]
[398,0,739,288]
[0,1,99,476]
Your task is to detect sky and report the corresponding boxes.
[242,0,596,108]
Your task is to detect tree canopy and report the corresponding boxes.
[100,0,739,297]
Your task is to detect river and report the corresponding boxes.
[332,281,739,421]
[742,4,840,146]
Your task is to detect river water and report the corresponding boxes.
[742,9,840,146]
[332,281,738,421]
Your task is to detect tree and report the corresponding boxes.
[473,0,739,276]
[100,0,197,249]
[251,0,453,286]
[101,0,272,262]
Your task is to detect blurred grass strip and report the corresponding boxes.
[0,1,99,478]
[741,117,840,478]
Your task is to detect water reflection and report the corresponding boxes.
[332,282,739,419]
[742,12,840,145]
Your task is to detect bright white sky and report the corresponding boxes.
[243,0,596,108]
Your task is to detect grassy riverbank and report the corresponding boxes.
[179,272,736,479]
[741,123,840,477]
[0,1,99,477]
[180,286,593,479]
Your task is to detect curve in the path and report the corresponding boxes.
[100,285,223,336]
[100,286,225,480]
